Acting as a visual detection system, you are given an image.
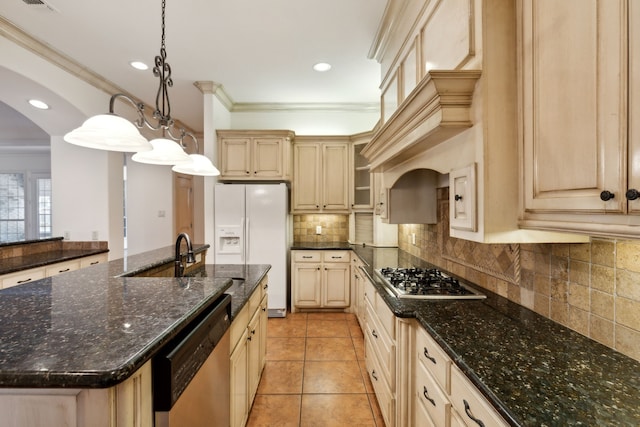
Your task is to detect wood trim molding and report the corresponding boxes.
[361,70,481,172]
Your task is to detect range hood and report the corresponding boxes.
[385,169,439,224]
[361,70,481,173]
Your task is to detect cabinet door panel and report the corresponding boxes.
[293,144,321,210]
[220,138,252,177]
[629,1,640,213]
[293,264,322,308]
[322,144,349,210]
[253,138,283,177]
[522,0,626,212]
[323,264,350,307]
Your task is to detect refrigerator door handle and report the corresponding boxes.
[245,217,250,263]
[240,217,246,263]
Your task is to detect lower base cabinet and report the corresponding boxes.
[0,361,153,427]
[230,277,268,427]
[291,250,350,312]
[412,321,508,427]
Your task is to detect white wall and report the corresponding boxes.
[230,109,379,135]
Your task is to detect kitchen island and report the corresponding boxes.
[351,244,640,427]
[0,244,270,426]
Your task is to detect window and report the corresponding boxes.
[0,172,51,242]
[0,173,25,242]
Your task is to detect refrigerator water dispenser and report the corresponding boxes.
[217,226,242,254]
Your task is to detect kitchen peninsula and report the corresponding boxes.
[0,243,270,426]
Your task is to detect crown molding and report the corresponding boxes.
[193,81,234,111]
[231,102,380,113]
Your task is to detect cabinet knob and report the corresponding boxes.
[245,171,250,174]
[600,191,615,201]
[455,194,463,201]
[254,171,257,174]
[626,189,640,201]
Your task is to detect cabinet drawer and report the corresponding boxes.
[417,326,451,393]
[363,279,395,339]
[415,395,437,427]
[322,251,350,262]
[416,357,450,427]
[365,300,395,388]
[293,251,321,262]
[45,259,81,277]
[1,267,46,289]
[230,304,249,355]
[80,253,108,268]
[248,284,263,315]
[365,338,395,427]
[450,365,508,427]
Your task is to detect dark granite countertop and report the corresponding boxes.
[0,244,270,389]
[0,248,110,276]
[351,245,640,427]
[290,241,352,250]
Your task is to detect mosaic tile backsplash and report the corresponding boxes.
[293,214,349,243]
[399,188,640,362]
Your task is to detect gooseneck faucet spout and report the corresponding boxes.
[174,233,196,277]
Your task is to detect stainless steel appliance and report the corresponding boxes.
[153,294,232,427]
[375,267,486,299]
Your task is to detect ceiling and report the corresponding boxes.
[0,0,388,135]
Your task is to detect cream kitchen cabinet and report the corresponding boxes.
[217,130,294,181]
[229,277,268,427]
[412,322,508,427]
[292,137,350,213]
[350,255,367,328]
[519,0,640,238]
[0,361,153,427]
[351,133,374,211]
[291,250,350,312]
[1,253,109,289]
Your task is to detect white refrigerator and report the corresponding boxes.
[214,183,289,317]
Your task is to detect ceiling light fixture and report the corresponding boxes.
[63,0,219,176]
[28,99,50,110]
[313,62,332,72]
[129,61,149,71]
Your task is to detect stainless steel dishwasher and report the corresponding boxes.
[153,293,231,427]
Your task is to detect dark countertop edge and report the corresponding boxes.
[0,276,235,389]
[290,242,352,250]
[229,267,271,319]
[0,237,63,248]
[0,248,110,276]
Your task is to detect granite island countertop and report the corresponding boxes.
[351,245,640,427]
[0,244,270,389]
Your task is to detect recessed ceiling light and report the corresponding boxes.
[130,61,149,70]
[28,99,49,110]
[313,62,332,72]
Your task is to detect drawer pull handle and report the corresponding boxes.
[464,399,485,427]
[372,330,378,339]
[423,386,436,406]
[17,278,32,284]
[331,256,341,259]
[58,268,71,273]
[423,347,436,364]
[263,283,269,289]
[371,370,378,381]
[90,261,99,265]
[302,256,313,259]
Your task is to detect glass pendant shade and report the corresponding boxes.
[172,154,221,176]
[64,114,152,152]
[131,138,191,165]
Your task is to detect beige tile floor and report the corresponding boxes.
[246,312,384,427]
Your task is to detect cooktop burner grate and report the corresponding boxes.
[375,267,486,299]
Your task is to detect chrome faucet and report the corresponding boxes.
[174,233,196,277]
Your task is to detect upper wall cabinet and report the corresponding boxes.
[363,0,586,243]
[217,130,294,181]
[292,137,350,213]
[519,0,640,238]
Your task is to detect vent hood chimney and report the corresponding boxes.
[385,169,438,224]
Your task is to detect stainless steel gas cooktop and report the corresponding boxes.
[375,267,486,300]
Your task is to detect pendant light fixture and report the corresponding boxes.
[64,0,219,176]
